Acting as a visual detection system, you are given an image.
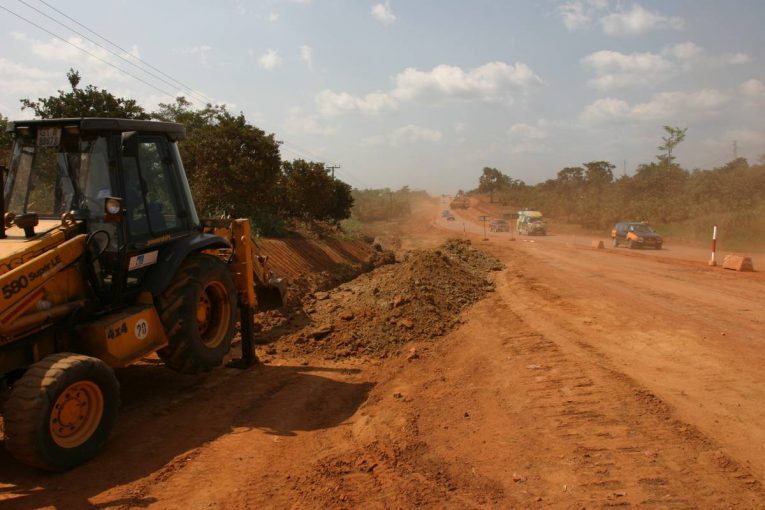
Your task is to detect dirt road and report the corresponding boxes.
[1,201,764,508]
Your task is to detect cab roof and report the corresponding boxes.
[6,117,186,141]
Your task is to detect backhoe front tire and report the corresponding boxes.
[156,254,237,374]
[4,353,120,471]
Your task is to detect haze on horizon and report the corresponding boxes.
[1,0,763,193]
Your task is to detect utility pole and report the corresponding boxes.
[732,140,738,160]
[326,165,340,179]
[623,159,627,177]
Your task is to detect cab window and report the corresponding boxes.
[122,136,185,240]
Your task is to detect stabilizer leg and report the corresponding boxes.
[226,305,259,368]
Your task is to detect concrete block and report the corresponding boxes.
[591,240,605,249]
[722,254,754,272]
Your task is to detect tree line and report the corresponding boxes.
[350,186,429,222]
[476,126,765,248]
[1,70,352,235]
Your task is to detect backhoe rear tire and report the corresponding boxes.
[4,353,120,471]
[156,254,237,374]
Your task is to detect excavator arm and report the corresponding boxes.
[201,218,287,367]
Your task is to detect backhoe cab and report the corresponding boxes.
[0,118,285,470]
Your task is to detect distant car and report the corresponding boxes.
[446,213,456,221]
[489,219,509,232]
[611,222,663,249]
[517,210,546,235]
[441,209,451,217]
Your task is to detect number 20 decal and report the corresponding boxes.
[135,319,149,340]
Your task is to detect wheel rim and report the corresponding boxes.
[196,281,231,348]
[49,381,104,449]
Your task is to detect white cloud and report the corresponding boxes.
[362,124,443,146]
[299,45,313,70]
[10,32,140,84]
[269,10,279,22]
[726,53,752,65]
[664,42,751,68]
[580,97,631,123]
[582,43,752,91]
[257,49,282,70]
[664,41,701,63]
[558,0,608,30]
[740,79,765,101]
[0,57,58,103]
[581,89,729,124]
[283,107,335,135]
[631,90,728,119]
[371,1,396,25]
[508,141,550,155]
[582,50,673,90]
[316,61,543,115]
[316,90,397,115]
[392,61,543,102]
[700,128,765,162]
[509,123,548,139]
[722,129,765,146]
[508,122,550,154]
[1,32,224,116]
[601,4,685,36]
[183,45,213,68]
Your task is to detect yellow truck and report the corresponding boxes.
[0,118,284,470]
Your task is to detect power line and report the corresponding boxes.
[4,2,358,186]
[16,0,211,106]
[279,146,365,188]
[282,140,340,167]
[34,0,215,104]
[0,3,178,99]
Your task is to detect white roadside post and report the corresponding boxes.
[708,224,718,266]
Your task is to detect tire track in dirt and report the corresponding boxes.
[253,263,764,508]
[488,267,764,507]
[490,238,765,482]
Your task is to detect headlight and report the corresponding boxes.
[105,197,123,215]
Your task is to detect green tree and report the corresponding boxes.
[657,126,687,170]
[20,69,150,119]
[583,161,615,185]
[280,159,351,221]
[328,179,354,222]
[152,97,283,224]
[153,96,226,133]
[478,167,511,203]
[581,161,615,228]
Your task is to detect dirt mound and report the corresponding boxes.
[274,239,503,360]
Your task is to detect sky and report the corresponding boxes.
[1,0,764,193]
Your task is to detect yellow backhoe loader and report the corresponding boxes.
[0,118,285,470]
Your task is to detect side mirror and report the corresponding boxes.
[121,131,138,158]
[104,197,124,222]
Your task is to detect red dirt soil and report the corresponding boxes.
[1,199,764,509]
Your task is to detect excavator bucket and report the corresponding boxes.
[256,274,286,310]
